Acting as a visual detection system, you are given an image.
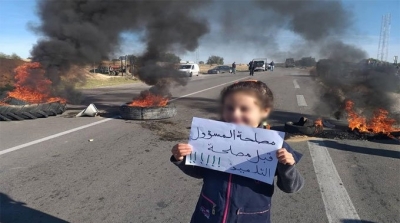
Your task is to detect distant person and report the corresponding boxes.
[122,65,126,76]
[270,61,275,71]
[170,80,304,223]
[249,60,255,76]
[232,62,236,74]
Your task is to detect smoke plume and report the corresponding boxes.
[30,0,397,119]
[196,0,355,62]
[198,1,399,121]
[31,0,209,101]
[315,58,400,121]
[32,0,355,83]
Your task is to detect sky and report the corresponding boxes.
[0,0,399,63]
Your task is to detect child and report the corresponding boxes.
[170,80,304,223]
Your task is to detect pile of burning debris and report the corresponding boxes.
[284,102,400,142]
[0,62,66,121]
[120,61,182,120]
[0,58,179,121]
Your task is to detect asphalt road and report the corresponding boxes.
[0,69,399,223]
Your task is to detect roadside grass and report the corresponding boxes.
[75,77,138,89]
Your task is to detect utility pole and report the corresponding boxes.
[129,55,135,76]
[195,49,199,64]
[125,55,127,76]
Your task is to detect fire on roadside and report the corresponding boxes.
[345,100,399,134]
[0,62,66,105]
[128,91,168,108]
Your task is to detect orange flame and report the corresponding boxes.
[1,62,66,104]
[128,91,168,107]
[345,100,399,134]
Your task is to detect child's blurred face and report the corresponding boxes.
[222,92,270,127]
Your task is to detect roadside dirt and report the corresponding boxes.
[0,60,117,90]
[140,120,189,141]
[63,66,138,89]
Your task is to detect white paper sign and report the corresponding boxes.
[186,117,285,185]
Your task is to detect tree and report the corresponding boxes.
[0,52,22,60]
[10,53,22,60]
[0,52,8,59]
[159,52,180,63]
[207,55,224,65]
[199,61,205,65]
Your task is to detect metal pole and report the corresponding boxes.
[120,57,123,76]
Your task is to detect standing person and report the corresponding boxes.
[270,61,275,71]
[232,62,236,74]
[249,60,255,76]
[170,80,304,223]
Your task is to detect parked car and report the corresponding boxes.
[207,65,232,74]
[179,63,199,77]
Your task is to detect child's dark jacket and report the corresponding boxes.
[171,141,303,223]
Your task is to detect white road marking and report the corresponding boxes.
[169,76,248,102]
[308,140,361,223]
[1,76,248,156]
[296,95,307,106]
[293,79,300,89]
[0,118,113,156]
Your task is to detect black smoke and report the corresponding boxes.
[315,58,400,122]
[32,0,357,81]
[196,0,355,61]
[30,0,397,118]
[31,0,209,102]
[201,0,397,123]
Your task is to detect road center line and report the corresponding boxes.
[1,76,248,156]
[169,76,248,102]
[308,140,361,223]
[293,79,300,89]
[296,95,307,106]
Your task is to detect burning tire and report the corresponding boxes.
[120,103,176,120]
[284,117,323,136]
[285,121,316,135]
[0,102,66,121]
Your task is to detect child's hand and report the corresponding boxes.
[171,143,192,161]
[276,148,295,165]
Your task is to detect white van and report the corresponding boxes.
[252,58,268,71]
[179,63,200,77]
